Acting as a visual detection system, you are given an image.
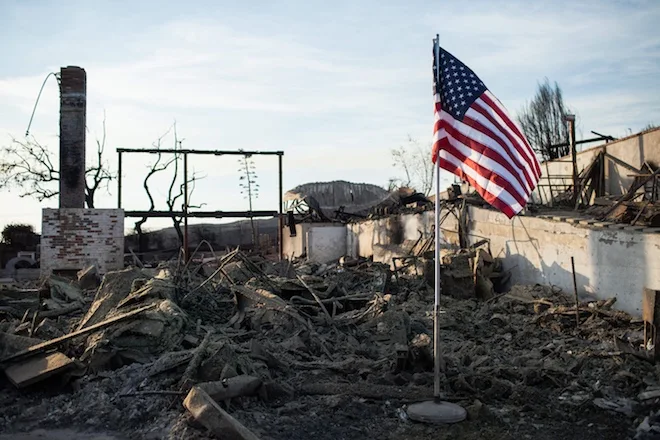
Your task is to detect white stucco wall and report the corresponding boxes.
[344,206,660,317]
[282,223,311,259]
[466,207,660,316]
[307,226,347,263]
[282,223,347,262]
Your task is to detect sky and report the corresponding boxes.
[0,0,659,233]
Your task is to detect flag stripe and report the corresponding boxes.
[482,92,542,178]
[438,148,519,218]
[434,117,530,198]
[469,100,539,185]
[483,91,538,166]
[445,108,535,192]
[436,130,529,207]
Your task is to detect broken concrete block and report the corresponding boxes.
[77,265,100,290]
[183,386,261,440]
[46,276,84,303]
[4,351,74,388]
[0,332,43,359]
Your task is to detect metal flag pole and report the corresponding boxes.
[433,34,442,401]
[406,34,466,425]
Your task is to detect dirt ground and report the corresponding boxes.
[1,256,659,439]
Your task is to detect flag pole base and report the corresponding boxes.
[407,400,467,424]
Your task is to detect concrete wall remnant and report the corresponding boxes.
[307,225,346,263]
[285,202,660,316]
[282,223,346,262]
[535,127,660,203]
[343,207,660,317]
[41,209,124,275]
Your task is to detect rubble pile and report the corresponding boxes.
[0,254,659,440]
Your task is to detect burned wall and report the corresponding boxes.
[41,209,124,275]
[533,127,660,203]
[348,206,660,317]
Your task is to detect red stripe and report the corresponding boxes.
[480,93,542,178]
[434,137,528,208]
[482,92,539,171]
[435,119,531,197]
[437,149,517,218]
[469,103,539,183]
[445,111,536,190]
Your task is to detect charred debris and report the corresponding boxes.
[1,242,659,440]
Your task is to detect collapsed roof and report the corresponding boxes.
[284,180,432,222]
[283,180,391,218]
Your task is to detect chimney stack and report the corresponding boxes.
[59,66,86,208]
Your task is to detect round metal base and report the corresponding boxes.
[407,400,467,424]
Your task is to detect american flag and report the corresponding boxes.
[432,45,541,218]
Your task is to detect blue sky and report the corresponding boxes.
[1,0,659,232]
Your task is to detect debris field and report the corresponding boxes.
[0,247,659,440]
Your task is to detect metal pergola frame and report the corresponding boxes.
[116,148,284,261]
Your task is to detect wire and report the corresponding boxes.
[25,71,60,137]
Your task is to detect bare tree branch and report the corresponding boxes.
[134,126,177,245]
[390,136,435,196]
[134,123,205,251]
[0,114,117,207]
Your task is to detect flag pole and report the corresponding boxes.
[432,33,442,402]
[406,34,466,424]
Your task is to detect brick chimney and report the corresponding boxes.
[59,66,86,208]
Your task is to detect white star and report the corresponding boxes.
[459,93,464,99]
[473,86,479,91]
[459,66,464,70]
[472,80,477,84]
[467,91,473,97]
[453,72,458,77]
[450,59,455,63]
[461,100,466,106]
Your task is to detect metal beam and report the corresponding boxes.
[117,151,123,209]
[116,148,284,156]
[183,152,189,262]
[548,135,613,151]
[278,154,283,261]
[124,210,279,218]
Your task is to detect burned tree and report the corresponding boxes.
[517,78,572,160]
[390,136,435,196]
[134,125,204,253]
[0,118,116,208]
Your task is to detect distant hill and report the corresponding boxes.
[124,217,279,257]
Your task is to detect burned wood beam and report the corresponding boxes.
[0,304,156,364]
